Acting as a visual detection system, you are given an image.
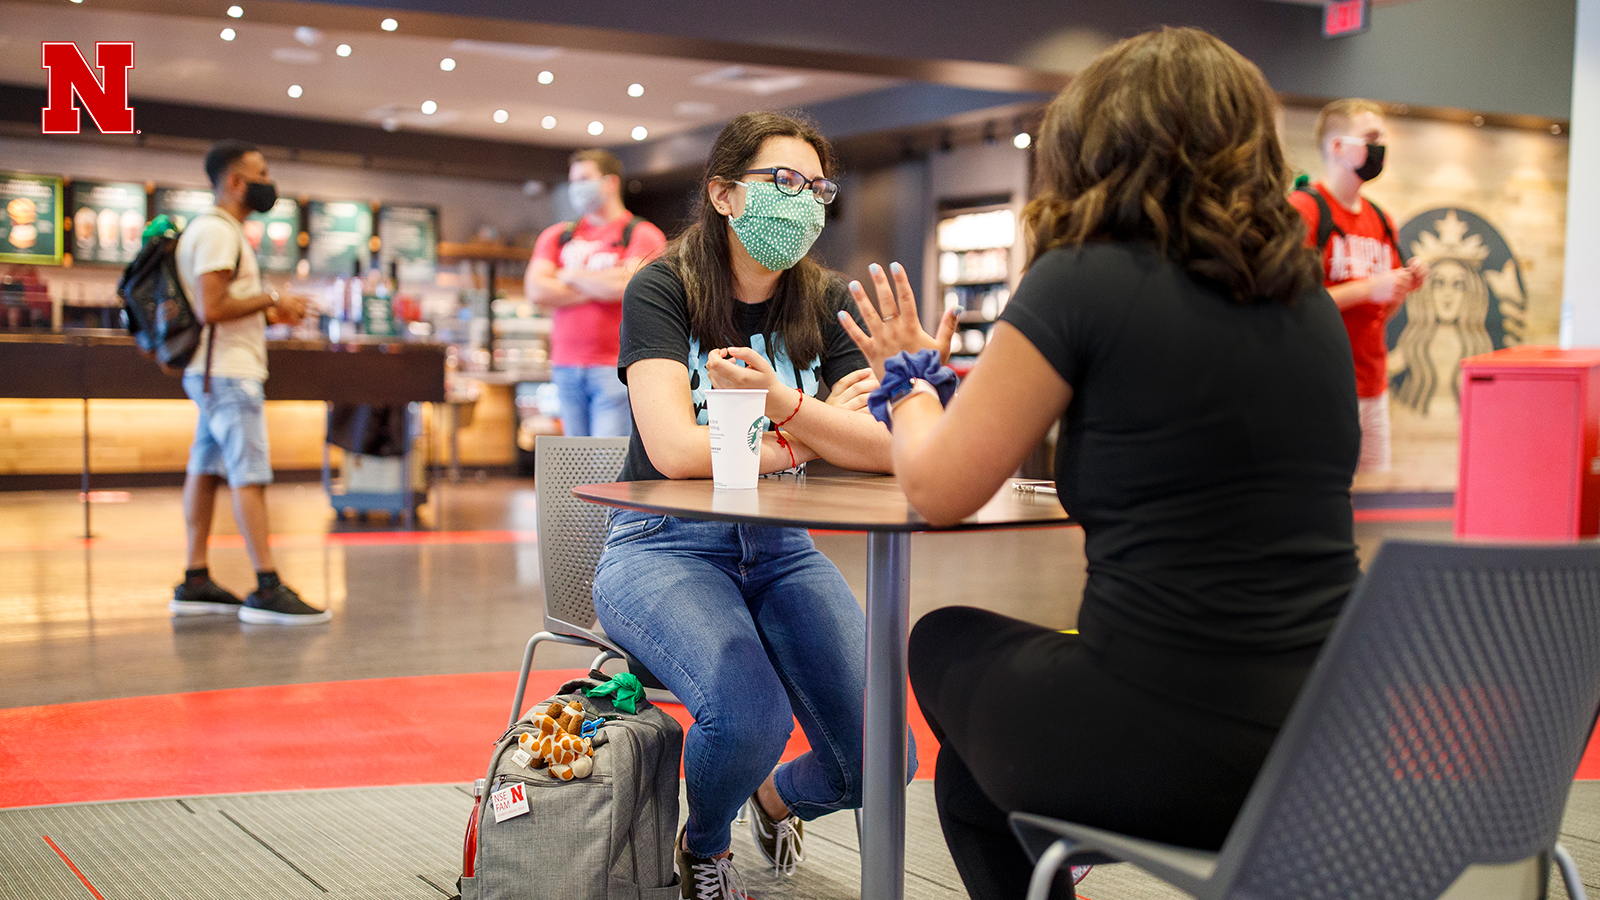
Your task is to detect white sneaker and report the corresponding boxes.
[745,793,804,875]
[676,827,749,900]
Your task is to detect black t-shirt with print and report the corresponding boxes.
[615,259,869,482]
[999,243,1361,658]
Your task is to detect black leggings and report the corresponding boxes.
[908,607,1307,900]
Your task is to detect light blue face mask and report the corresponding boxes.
[568,179,604,216]
[728,181,825,272]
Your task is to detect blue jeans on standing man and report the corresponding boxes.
[593,509,917,859]
[551,364,632,437]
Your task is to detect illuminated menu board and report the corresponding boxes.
[0,172,65,265]
[307,199,373,276]
[151,186,215,232]
[68,179,147,265]
[377,203,438,283]
[247,197,301,274]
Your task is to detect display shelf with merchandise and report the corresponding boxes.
[935,201,1016,367]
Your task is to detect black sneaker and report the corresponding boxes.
[676,827,748,900]
[169,577,244,616]
[239,583,331,625]
[745,792,804,875]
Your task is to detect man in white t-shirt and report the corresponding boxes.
[169,140,328,625]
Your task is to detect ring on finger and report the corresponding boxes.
[881,314,899,322]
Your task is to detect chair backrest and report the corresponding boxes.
[1212,539,1600,900]
[534,435,630,640]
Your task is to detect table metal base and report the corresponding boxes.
[862,530,912,900]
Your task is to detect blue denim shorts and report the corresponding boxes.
[184,374,273,487]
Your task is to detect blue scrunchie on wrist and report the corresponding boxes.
[867,349,959,429]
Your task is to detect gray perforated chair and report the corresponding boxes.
[1012,539,1600,900]
[508,435,668,726]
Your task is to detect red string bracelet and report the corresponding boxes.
[774,387,804,429]
[775,431,797,469]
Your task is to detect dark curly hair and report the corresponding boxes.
[1023,27,1320,306]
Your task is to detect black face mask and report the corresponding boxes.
[244,180,278,214]
[1354,144,1386,182]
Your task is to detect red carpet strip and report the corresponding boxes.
[0,670,938,809]
[6,662,1595,810]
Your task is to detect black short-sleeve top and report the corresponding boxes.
[999,243,1361,658]
[615,259,869,482]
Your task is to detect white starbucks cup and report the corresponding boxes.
[705,389,767,489]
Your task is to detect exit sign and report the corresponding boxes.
[1323,0,1371,38]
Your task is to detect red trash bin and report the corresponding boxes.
[1455,346,1600,540]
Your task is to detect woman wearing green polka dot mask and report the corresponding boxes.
[601,111,922,898]
[722,162,832,272]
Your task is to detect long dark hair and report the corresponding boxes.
[1023,27,1320,306]
[663,110,839,367]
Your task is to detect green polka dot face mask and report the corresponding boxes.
[728,181,825,272]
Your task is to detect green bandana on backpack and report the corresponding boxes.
[728,181,824,272]
[586,672,646,714]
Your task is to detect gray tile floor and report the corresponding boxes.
[3,782,1595,899]
[0,479,1593,898]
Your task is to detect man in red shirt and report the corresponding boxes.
[526,149,666,436]
[1289,99,1427,474]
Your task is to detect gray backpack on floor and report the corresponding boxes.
[458,676,683,900]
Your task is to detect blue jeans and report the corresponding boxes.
[593,510,917,859]
[551,365,632,437]
[183,374,273,487]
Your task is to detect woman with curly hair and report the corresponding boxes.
[839,27,1361,899]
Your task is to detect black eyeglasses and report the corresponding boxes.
[737,167,838,204]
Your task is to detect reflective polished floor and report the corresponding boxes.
[0,477,1593,898]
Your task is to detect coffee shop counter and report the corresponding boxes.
[0,331,515,482]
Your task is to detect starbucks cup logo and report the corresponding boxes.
[705,389,767,490]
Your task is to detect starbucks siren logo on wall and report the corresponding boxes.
[1387,209,1528,417]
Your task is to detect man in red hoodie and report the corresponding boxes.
[1290,99,1427,474]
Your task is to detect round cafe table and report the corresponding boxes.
[573,471,1073,900]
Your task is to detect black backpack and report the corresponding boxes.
[117,212,234,382]
[1294,184,1397,255]
[557,215,647,251]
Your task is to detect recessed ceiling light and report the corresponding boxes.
[421,100,437,115]
[538,71,554,85]
[631,126,648,141]
[335,43,351,57]
[220,27,236,40]
[227,5,243,17]
[1013,132,1031,149]
[493,109,509,124]
[380,17,398,31]
[628,83,644,98]
[588,121,604,136]
[541,115,556,129]
[440,57,456,71]
[287,84,303,98]
[70,0,83,4]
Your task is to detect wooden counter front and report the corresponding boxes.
[0,332,447,403]
[0,332,501,479]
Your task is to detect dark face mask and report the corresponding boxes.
[244,180,278,214]
[1354,143,1386,182]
